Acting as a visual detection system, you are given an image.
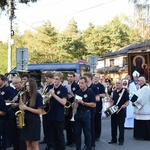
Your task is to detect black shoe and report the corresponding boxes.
[81,146,86,150]
[108,141,117,144]
[70,143,76,147]
[44,146,50,150]
[65,142,72,146]
[119,142,123,146]
[92,146,95,150]
[40,140,46,144]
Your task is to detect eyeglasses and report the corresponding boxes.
[116,82,121,84]
[54,78,60,80]
[12,82,19,85]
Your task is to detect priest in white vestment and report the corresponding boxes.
[124,71,140,128]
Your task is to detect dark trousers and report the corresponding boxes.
[10,119,26,150]
[95,112,102,139]
[42,114,48,142]
[0,119,7,150]
[65,114,75,144]
[111,111,125,143]
[83,112,95,147]
[91,113,95,147]
[42,114,53,147]
[74,110,92,150]
[49,121,65,150]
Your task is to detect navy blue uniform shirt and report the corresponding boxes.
[75,88,96,112]
[26,92,43,109]
[48,84,68,122]
[0,95,6,120]
[94,82,105,112]
[71,81,79,95]
[0,85,15,101]
[69,81,80,103]
[89,83,99,114]
[10,89,20,120]
[113,88,129,109]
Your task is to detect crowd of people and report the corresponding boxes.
[0,70,150,150]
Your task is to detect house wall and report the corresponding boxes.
[97,60,104,69]
[105,56,124,67]
[97,55,128,83]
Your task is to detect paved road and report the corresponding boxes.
[8,117,150,150]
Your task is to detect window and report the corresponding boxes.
[110,59,114,67]
[123,57,127,66]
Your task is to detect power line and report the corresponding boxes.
[17,19,53,38]
[31,0,117,25]
[63,0,116,16]
[5,0,118,39]
[15,0,68,10]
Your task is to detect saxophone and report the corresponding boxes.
[15,90,27,129]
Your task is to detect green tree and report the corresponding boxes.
[129,0,150,41]
[0,0,37,10]
[83,15,138,56]
[82,23,100,55]
[0,42,8,73]
[62,18,87,61]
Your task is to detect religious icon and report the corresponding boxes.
[128,53,149,81]
[122,79,128,89]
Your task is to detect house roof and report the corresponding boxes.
[103,40,150,57]
[96,65,128,74]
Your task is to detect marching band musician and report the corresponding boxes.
[42,72,55,150]
[93,73,105,141]
[108,80,129,146]
[0,74,15,150]
[48,72,68,150]
[74,76,96,150]
[65,71,79,147]
[21,73,30,85]
[83,72,99,150]
[19,78,44,150]
[10,76,26,150]
[0,94,6,150]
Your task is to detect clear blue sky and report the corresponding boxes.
[0,0,133,41]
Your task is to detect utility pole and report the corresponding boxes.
[8,0,14,72]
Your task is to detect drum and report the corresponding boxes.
[104,105,119,117]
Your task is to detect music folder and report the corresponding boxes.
[75,95,82,101]
[131,94,138,102]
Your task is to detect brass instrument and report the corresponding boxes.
[15,90,27,129]
[41,86,53,115]
[70,100,78,121]
[64,101,71,115]
[65,101,71,108]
